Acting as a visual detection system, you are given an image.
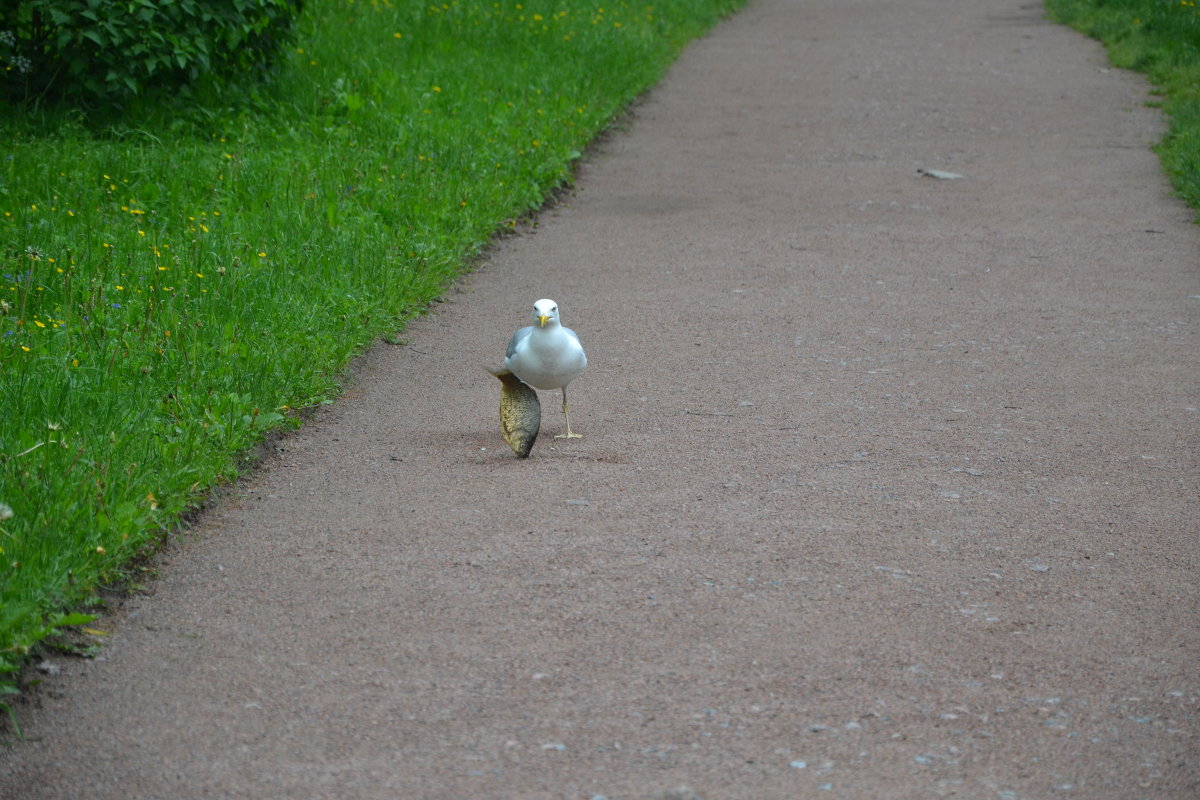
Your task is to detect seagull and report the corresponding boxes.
[504,298,587,439]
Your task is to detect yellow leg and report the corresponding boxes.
[554,388,583,439]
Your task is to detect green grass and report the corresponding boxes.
[0,0,745,695]
[1046,0,1200,215]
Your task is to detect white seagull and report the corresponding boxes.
[504,298,588,439]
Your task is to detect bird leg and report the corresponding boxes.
[554,388,583,439]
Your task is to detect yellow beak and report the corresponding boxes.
[537,313,551,327]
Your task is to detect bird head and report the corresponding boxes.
[533,298,559,328]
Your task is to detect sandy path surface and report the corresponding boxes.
[3,0,1198,797]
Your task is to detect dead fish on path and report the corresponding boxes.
[487,367,541,458]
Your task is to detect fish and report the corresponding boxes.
[487,367,541,458]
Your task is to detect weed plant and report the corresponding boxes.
[0,0,744,694]
[1047,0,1200,214]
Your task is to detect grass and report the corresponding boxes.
[1046,0,1200,215]
[0,0,746,697]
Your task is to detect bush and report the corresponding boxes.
[0,0,303,106]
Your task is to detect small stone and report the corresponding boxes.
[659,787,702,800]
[790,760,807,769]
[36,660,60,676]
[1031,564,1050,573]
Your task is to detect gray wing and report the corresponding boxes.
[506,325,534,359]
[561,326,583,349]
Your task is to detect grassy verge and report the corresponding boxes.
[0,0,745,698]
[1046,0,1200,215]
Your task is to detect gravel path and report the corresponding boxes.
[3,1,1198,797]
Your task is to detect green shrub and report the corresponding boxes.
[0,0,303,106]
